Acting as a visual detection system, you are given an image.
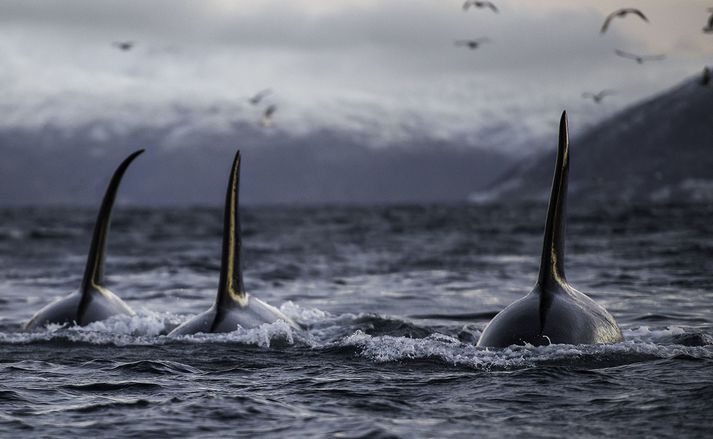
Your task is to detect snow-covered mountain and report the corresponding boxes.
[474,73,713,204]
[0,117,513,206]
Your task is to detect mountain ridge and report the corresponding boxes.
[0,121,513,206]
[472,73,713,204]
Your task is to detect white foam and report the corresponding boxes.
[82,310,179,336]
[171,319,298,348]
[341,328,713,369]
[1,307,711,367]
[279,301,331,323]
[623,325,686,340]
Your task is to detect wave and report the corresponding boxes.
[34,398,151,414]
[0,389,28,402]
[60,381,163,392]
[341,328,713,370]
[109,360,203,375]
[1,303,711,371]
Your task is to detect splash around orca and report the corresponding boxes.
[24,150,144,330]
[477,112,624,348]
[169,150,300,336]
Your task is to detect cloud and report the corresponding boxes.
[0,0,710,153]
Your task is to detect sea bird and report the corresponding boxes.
[600,8,648,34]
[702,66,711,86]
[112,41,135,51]
[704,8,713,33]
[615,49,665,64]
[249,89,273,105]
[582,90,615,103]
[462,1,498,13]
[261,104,277,128]
[454,38,491,50]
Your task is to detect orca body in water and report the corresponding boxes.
[25,150,144,330]
[477,113,623,347]
[169,150,299,335]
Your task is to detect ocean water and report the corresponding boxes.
[0,203,711,438]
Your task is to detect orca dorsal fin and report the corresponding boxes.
[216,150,248,309]
[80,149,144,292]
[537,112,569,289]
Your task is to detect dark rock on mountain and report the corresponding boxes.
[476,75,713,204]
[0,121,513,206]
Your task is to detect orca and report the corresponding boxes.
[169,150,299,335]
[25,150,144,330]
[477,112,624,347]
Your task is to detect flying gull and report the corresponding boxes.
[463,1,498,13]
[249,89,273,105]
[614,49,665,64]
[600,8,648,34]
[261,104,277,128]
[582,90,615,103]
[454,38,491,50]
[703,8,713,33]
[112,41,135,51]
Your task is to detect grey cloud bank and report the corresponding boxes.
[0,0,711,204]
[1,1,709,135]
[0,120,513,206]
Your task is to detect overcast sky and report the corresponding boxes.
[0,0,711,152]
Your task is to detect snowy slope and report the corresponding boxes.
[475,73,713,204]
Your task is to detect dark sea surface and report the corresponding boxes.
[0,203,711,438]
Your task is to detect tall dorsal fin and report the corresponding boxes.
[80,149,144,292]
[216,150,247,309]
[537,112,569,289]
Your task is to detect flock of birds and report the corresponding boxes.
[457,3,713,104]
[106,4,713,126]
[109,41,279,128]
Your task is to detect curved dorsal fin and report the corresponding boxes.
[216,150,247,309]
[80,149,144,292]
[537,112,569,289]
